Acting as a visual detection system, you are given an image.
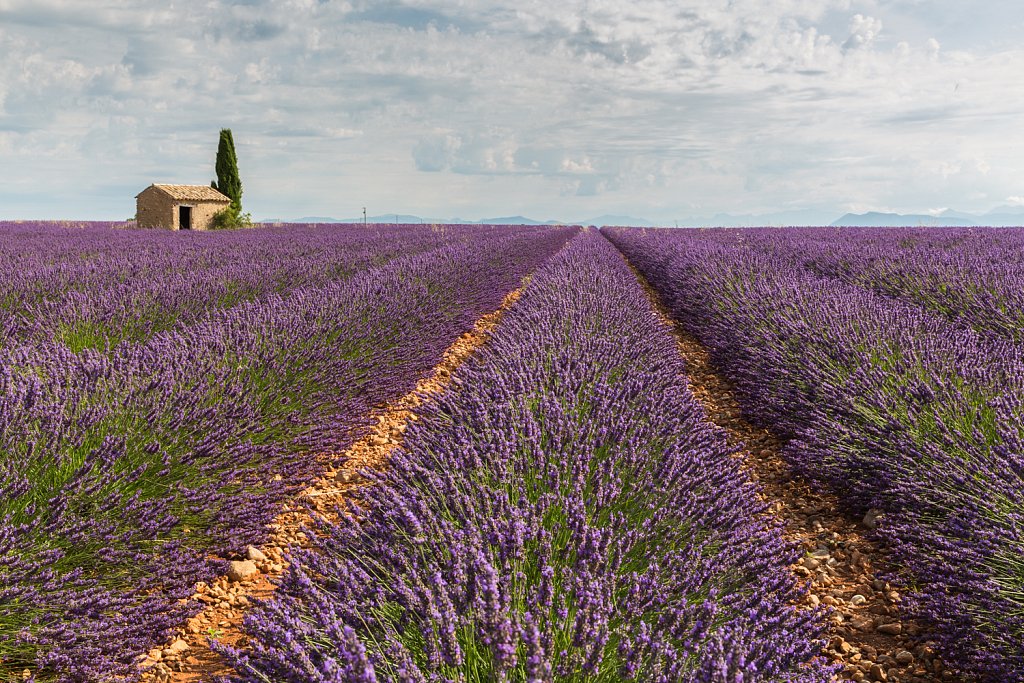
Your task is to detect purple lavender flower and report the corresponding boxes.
[1,222,574,680]
[606,225,1024,681]
[222,231,830,682]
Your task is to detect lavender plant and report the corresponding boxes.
[222,231,829,682]
[0,223,576,681]
[606,226,1024,681]
[686,226,1024,343]
[0,222,468,351]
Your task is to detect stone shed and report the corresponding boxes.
[135,184,232,231]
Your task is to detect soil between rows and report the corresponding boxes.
[142,288,523,682]
[628,260,972,683]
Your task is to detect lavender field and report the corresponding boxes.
[2,222,1023,682]
[607,226,1024,681]
[0,222,575,680]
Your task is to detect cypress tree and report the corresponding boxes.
[212,129,242,218]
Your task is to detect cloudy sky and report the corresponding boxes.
[1,0,1023,223]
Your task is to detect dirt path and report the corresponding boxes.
[629,266,969,683]
[141,288,523,682]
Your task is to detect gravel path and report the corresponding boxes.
[141,288,523,682]
[632,265,972,683]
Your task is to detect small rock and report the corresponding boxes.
[245,546,267,562]
[167,638,189,655]
[227,560,260,582]
[802,557,821,570]
[850,594,868,606]
[870,663,888,681]
[336,469,364,484]
[876,622,903,636]
[851,615,874,631]
[863,509,883,529]
[895,650,915,666]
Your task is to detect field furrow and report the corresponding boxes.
[628,258,963,683]
[141,286,527,682]
[606,226,1023,682]
[221,231,831,682]
[0,223,576,681]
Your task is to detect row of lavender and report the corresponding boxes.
[0,224,576,681]
[222,231,830,682]
[605,227,1024,681]
[723,226,1024,342]
[0,222,475,352]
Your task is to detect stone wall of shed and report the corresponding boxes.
[136,189,176,230]
[136,189,230,231]
[190,201,231,231]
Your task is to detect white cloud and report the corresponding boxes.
[0,0,1023,221]
[560,157,595,174]
[843,14,882,51]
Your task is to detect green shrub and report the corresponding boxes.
[210,209,253,230]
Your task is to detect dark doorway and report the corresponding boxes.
[179,205,193,230]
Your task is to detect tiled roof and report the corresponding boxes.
[141,184,232,202]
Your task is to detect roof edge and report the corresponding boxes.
[137,184,232,202]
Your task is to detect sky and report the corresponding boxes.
[1,0,1023,224]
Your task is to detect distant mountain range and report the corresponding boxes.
[831,212,976,227]
[259,206,1024,228]
[831,206,1024,227]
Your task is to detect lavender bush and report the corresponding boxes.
[0,223,576,681]
[718,226,1024,343]
[223,231,829,682]
[0,222,470,351]
[606,226,1024,681]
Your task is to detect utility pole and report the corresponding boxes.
[363,207,367,226]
